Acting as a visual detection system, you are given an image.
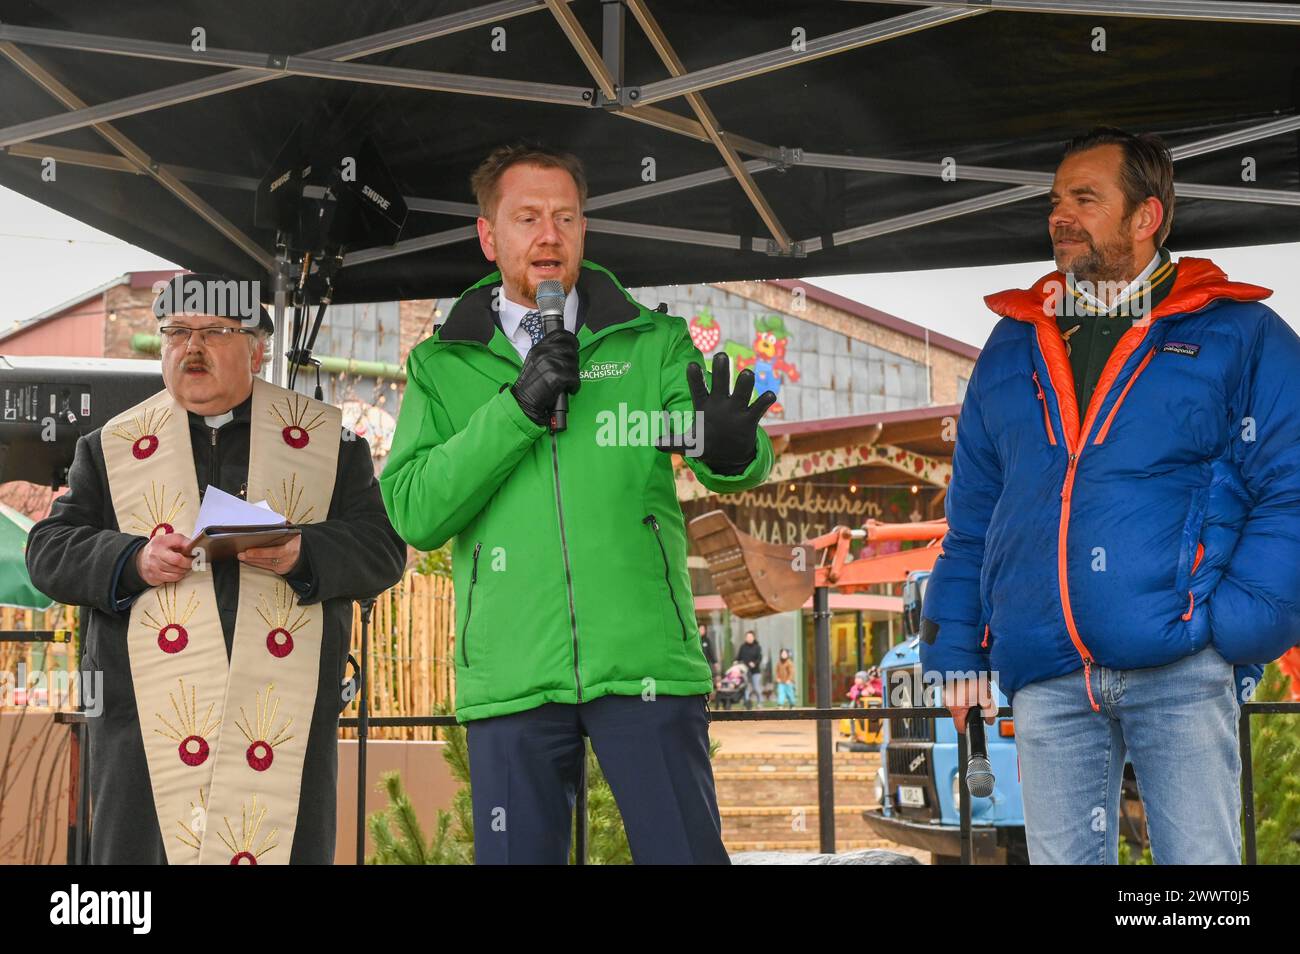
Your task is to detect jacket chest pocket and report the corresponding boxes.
[1032,371,1057,445]
[977,370,1058,469]
[1109,350,1227,463]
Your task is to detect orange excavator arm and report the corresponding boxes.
[688,510,948,618]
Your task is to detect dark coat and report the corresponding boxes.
[26,391,407,864]
[698,631,718,669]
[736,640,763,674]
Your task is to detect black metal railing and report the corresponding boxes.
[33,587,1300,866]
[334,701,1296,866]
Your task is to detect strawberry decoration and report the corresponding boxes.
[689,308,721,353]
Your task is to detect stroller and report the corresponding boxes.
[715,662,749,710]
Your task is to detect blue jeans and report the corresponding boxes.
[776,682,796,706]
[745,673,763,707]
[1011,644,1241,865]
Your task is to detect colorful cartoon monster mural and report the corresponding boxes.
[723,314,800,417]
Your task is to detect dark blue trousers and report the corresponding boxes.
[466,693,730,865]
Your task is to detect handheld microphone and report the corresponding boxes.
[536,279,568,433]
[965,705,995,798]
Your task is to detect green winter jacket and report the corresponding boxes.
[380,261,774,721]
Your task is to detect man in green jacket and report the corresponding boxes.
[380,143,775,864]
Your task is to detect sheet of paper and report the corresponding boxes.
[192,485,286,537]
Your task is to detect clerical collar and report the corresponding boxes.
[190,392,252,429]
[204,410,234,428]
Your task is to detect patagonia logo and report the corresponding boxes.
[580,361,632,381]
[1161,341,1200,358]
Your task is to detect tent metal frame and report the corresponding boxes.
[1,0,1298,276]
[5,2,1299,858]
[848,0,1300,25]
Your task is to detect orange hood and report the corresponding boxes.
[982,257,1271,449]
[984,256,1271,324]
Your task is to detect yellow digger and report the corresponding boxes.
[839,689,885,752]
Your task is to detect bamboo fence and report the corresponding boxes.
[0,603,78,864]
[339,570,455,741]
[0,578,456,738]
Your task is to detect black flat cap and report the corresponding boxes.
[152,272,275,335]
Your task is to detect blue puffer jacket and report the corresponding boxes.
[920,257,1300,710]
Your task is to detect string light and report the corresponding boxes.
[0,232,121,245]
[767,481,941,491]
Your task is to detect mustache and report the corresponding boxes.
[1054,232,1092,243]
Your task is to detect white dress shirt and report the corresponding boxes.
[497,288,579,360]
[1072,249,1163,314]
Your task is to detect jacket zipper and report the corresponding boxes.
[1041,338,1160,714]
[1032,371,1056,445]
[551,434,582,701]
[1057,448,1098,711]
[209,427,218,493]
[1092,348,1155,445]
[459,542,482,667]
[1104,346,1192,624]
[644,513,689,640]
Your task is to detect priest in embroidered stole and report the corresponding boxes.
[27,274,407,864]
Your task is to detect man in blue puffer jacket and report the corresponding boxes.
[920,126,1300,865]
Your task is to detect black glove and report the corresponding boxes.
[510,330,580,427]
[656,352,776,475]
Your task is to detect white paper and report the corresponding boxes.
[192,485,287,537]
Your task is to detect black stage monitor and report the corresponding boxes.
[0,356,163,488]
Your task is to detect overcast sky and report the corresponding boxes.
[1,186,180,327]
[2,184,1297,350]
[806,242,1300,348]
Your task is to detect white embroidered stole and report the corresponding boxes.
[102,377,340,864]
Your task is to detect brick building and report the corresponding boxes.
[2,269,978,700]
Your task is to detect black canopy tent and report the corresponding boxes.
[3,1,1300,867]
[1,0,1298,305]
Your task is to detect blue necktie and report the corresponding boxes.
[521,310,545,346]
